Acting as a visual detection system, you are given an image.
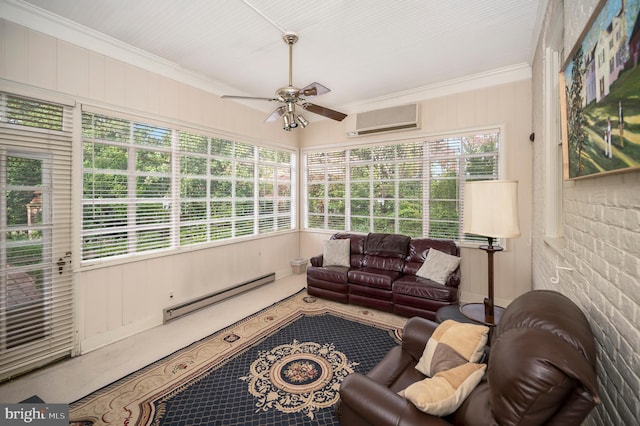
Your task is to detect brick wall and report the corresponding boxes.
[561,174,640,425]
[532,1,640,424]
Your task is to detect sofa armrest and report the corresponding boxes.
[339,373,451,426]
[402,316,438,360]
[445,269,461,288]
[310,254,323,267]
[367,346,417,386]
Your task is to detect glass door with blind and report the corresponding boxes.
[0,93,74,381]
[3,154,54,345]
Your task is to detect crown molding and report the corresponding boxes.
[342,63,532,114]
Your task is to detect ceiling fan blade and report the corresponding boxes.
[302,103,347,121]
[301,82,331,97]
[264,106,286,123]
[221,95,276,101]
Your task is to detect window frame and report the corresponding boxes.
[80,108,296,266]
[302,126,506,245]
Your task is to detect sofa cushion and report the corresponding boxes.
[416,249,461,285]
[323,239,351,267]
[349,283,393,300]
[415,320,489,377]
[393,276,459,302]
[348,267,402,290]
[401,362,486,416]
[365,233,411,258]
[362,254,406,272]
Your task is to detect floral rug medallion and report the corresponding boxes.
[241,339,357,419]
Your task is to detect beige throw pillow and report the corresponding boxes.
[415,249,460,285]
[401,362,486,416]
[415,320,489,377]
[323,239,351,267]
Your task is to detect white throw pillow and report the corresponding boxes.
[415,320,489,377]
[415,249,460,285]
[323,239,351,267]
[400,362,486,416]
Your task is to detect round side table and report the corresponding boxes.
[435,304,477,324]
[459,303,504,326]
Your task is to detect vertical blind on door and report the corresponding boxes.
[0,92,74,381]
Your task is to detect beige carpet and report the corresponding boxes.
[70,290,407,425]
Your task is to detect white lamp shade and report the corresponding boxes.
[463,180,521,238]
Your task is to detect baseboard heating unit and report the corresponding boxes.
[163,272,275,323]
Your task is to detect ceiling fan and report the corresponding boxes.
[221,32,347,131]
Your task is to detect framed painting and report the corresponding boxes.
[560,0,640,180]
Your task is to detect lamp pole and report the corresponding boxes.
[480,236,503,324]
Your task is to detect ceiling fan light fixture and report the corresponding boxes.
[297,115,309,128]
[287,111,297,128]
[282,113,291,130]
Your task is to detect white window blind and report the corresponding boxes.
[0,92,74,381]
[258,147,294,234]
[82,111,296,262]
[306,150,347,230]
[82,113,173,259]
[303,130,500,243]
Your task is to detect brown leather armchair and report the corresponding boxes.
[338,290,600,425]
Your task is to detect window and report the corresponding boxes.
[2,95,64,131]
[82,111,295,262]
[303,129,500,243]
[307,151,347,230]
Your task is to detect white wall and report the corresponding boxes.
[0,19,300,354]
[531,1,640,424]
[80,234,299,353]
[299,79,534,306]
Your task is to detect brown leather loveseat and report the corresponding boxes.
[338,290,600,425]
[307,232,460,320]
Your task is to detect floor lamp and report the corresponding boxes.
[461,180,520,325]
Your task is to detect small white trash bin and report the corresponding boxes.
[290,258,308,274]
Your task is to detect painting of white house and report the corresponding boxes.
[562,0,640,179]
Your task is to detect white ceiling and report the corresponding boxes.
[5,0,545,119]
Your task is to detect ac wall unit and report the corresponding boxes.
[348,104,420,136]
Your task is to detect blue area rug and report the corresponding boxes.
[70,291,406,425]
[154,314,398,425]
